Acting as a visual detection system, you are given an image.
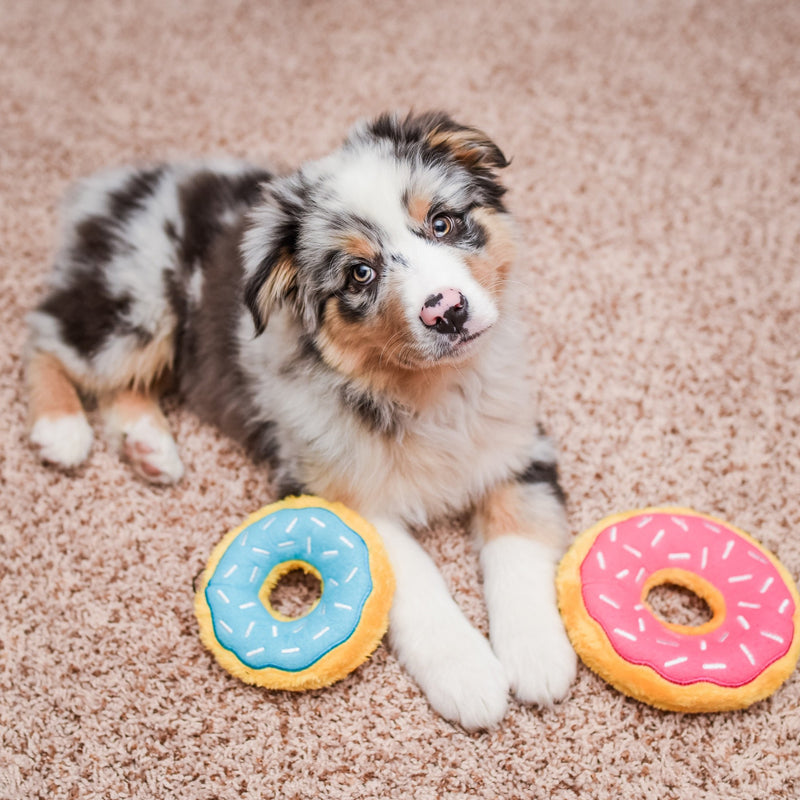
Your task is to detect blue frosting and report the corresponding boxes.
[205,506,373,671]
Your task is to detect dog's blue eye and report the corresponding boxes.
[431,214,453,238]
[351,263,376,285]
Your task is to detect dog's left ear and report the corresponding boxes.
[241,178,304,335]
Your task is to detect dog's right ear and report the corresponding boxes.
[241,177,304,335]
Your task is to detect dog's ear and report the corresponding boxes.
[241,178,304,335]
[362,111,509,174]
[424,117,510,173]
[244,253,297,335]
[358,112,509,210]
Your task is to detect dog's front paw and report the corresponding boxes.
[481,536,577,707]
[407,622,510,730]
[492,608,577,706]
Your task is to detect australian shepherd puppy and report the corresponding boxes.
[25,111,576,729]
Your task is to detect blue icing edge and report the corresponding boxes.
[205,507,373,671]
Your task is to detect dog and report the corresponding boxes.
[25,111,577,729]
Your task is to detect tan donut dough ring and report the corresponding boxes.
[195,496,395,691]
[557,507,800,712]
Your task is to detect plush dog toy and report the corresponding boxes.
[557,507,800,712]
[195,496,395,690]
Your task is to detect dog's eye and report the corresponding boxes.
[431,214,453,238]
[350,262,376,285]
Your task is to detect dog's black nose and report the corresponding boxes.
[420,289,469,335]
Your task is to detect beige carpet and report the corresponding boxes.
[2,1,800,797]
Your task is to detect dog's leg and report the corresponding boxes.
[26,351,94,468]
[101,389,184,484]
[474,458,577,706]
[371,515,509,730]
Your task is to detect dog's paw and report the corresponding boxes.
[396,621,510,730]
[492,609,577,706]
[480,536,577,707]
[30,413,93,468]
[122,415,184,484]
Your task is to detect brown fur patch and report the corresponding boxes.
[26,351,85,426]
[317,293,410,375]
[475,483,527,541]
[405,193,431,226]
[427,127,505,171]
[465,207,516,295]
[101,332,176,393]
[339,234,380,263]
[317,294,457,408]
[100,388,170,433]
[27,323,175,416]
[254,254,298,325]
[476,482,567,548]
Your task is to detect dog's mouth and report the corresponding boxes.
[455,329,484,347]
[428,324,491,364]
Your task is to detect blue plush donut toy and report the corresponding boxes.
[194,496,395,690]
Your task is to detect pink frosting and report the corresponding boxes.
[580,511,796,687]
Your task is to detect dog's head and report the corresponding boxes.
[242,111,515,379]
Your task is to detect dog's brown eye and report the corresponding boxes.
[351,263,376,285]
[431,214,453,238]
[431,214,453,239]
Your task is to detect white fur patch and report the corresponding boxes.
[30,414,93,468]
[480,536,577,705]
[186,265,205,307]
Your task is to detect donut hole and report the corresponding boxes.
[267,567,323,620]
[646,582,714,628]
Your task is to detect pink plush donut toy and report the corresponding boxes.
[557,508,800,712]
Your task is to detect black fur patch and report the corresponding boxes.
[163,268,190,375]
[172,215,297,495]
[244,419,281,465]
[69,216,126,266]
[39,271,133,358]
[516,459,567,506]
[333,289,376,324]
[461,212,488,251]
[178,168,272,268]
[341,383,402,437]
[69,167,166,267]
[244,421,304,498]
[275,475,307,499]
[164,219,180,243]
[108,166,165,219]
[328,211,385,246]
